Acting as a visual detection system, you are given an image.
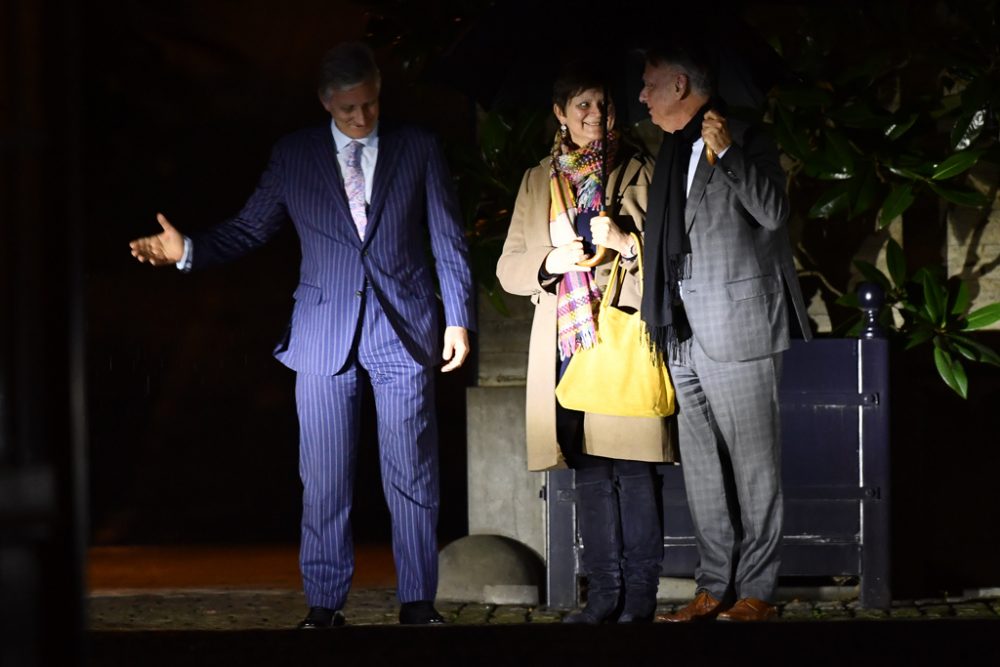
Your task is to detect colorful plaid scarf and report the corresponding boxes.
[550,131,619,360]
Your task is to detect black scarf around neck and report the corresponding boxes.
[641,103,712,358]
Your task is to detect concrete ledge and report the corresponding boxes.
[483,585,539,606]
[437,535,544,604]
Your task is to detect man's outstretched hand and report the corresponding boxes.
[130,213,184,266]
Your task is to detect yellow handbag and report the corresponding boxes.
[555,236,676,418]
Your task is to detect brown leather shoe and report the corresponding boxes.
[716,597,777,622]
[656,590,724,622]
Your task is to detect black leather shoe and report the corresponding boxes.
[399,600,445,625]
[297,606,346,629]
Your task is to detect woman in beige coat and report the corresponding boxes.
[496,62,673,624]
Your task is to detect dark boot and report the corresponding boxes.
[616,469,663,623]
[562,478,623,624]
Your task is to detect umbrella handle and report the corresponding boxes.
[576,210,608,268]
[705,144,718,166]
[576,245,606,268]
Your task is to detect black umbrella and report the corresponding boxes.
[428,3,791,119]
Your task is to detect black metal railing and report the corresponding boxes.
[546,287,891,609]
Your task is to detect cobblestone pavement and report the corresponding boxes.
[87,589,1000,667]
[88,588,1000,631]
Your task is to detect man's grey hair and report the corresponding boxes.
[317,42,380,98]
[644,42,714,97]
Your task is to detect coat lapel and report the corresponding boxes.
[609,156,640,212]
[364,122,401,245]
[685,149,712,232]
[307,126,359,243]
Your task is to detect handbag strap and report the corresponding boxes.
[601,232,643,309]
[605,146,643,222]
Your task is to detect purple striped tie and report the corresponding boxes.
[344,140,367,240]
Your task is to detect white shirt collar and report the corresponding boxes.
[330,120,379,152]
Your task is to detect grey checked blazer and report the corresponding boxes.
[681,120,811,360]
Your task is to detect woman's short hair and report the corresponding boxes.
[551,60,613,112]
[317,42,380,98]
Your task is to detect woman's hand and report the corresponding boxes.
[590,215,632,255]
[544,239,592,274]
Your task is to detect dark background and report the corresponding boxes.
[4,2,998,665]
[83,0,477,547]
[9,0,999,593]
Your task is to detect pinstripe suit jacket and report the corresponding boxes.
[190,122,475,374]
[681,120,811,361]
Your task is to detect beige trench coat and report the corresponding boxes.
[496,149,677,471]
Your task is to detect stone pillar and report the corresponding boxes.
[438,290,546,604]
[466,291,544,558]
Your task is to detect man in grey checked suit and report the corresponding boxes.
[638,41,811,622]
[129,42,475,628]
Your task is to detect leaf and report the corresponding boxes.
[835,292,860,308]
[885,154,935,180]
[829,101,892,129]
[949,337,980,361]
[822,129,856,173]
[952,357,969,398]
[885,165,927,180]
[885,238,907,287]
[847,166,880,219]
[927,182,990,208]
[951,109,986,151]
[931,149,985,180]
[921,270,946,325]
[844,318,863,338]
[813,169,856,181]
[878,182,916,229]
[948,278,970,316]
[933,347,968,399]
[964,303,1000,330]
[950,334,1000,367]
[829,310,862,338]
[852,260,892,291]
[808,183,851,219]
[884,113,918,141]
[773,105,812,161]
[903,327,935,349]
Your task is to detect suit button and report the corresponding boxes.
[355,289,363,297]
[361,250,368,257]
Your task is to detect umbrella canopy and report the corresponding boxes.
[428,3,791,121]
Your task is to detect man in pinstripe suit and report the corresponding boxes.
[637,42,811,622]
[129,42,475,627]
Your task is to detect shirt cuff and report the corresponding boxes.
[176,236,193,271]
[620,238,638,260]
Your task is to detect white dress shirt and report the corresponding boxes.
[688,137,729,196]
[331,120,378,205]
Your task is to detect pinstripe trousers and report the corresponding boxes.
[295,284,439,610]
[669,337,784,602]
